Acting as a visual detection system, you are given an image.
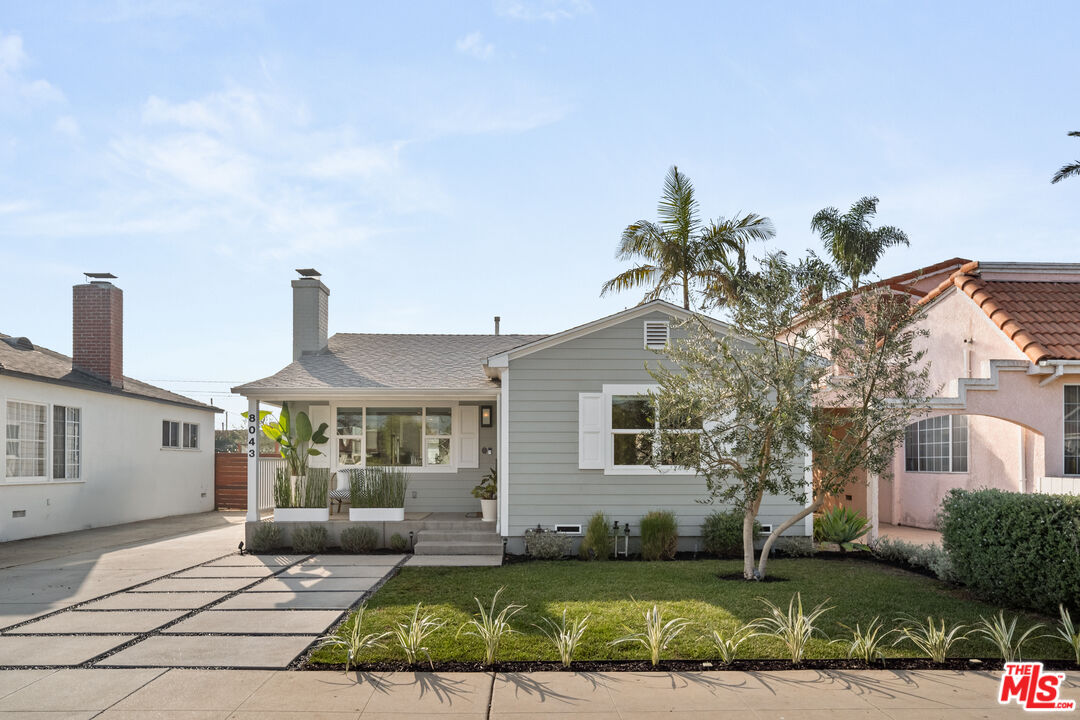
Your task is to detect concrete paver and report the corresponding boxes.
[4,610,185,634]
[299,555,404,567]
[250,577,378,593]
[134,578,256,593]
[203,556,306,568]
[234,671,378,713]
[282,565,392,578]
[0,668,164,711]
[0,668,56,698]
[174,567,277,579]
[0,635,134,666]
[109,668,273,712]
[81,593,228,610]
[361,672,494,715]
[100,636,318,669]
[215,592,362,610]
[164,610,343,635]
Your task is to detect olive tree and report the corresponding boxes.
[649,252,930,579]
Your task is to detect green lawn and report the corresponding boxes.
[309,557,1070,665]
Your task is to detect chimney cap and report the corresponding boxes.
[83,272,117,281]
[295,268,321,278]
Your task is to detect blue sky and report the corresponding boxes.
[1,0,1078,425]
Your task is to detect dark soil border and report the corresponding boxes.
[304,657,1080,673]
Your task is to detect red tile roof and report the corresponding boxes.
[919,261,1080,362]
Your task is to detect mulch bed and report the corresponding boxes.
[304,657,1080,673]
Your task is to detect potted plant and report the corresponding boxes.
[260,403,331,522]
[349,466,409,521]
[472,467,497,521]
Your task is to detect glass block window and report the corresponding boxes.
[904,415,968,473]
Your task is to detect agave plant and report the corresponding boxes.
[610,603,692,667]
[535,609,590,668]
[314,604,390,674]
[707,622,758,665]
[753,593,832,665]
[974,611,1044,663]
[1053,605,1080,664]
[457,587,525,665]
[815,506,871,549]
[893,615,969,663]
[831,617,891,664]
[390,602,446,668]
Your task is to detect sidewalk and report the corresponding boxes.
[0,667,1057,718]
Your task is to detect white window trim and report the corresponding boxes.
[182,421,200,450]
[3,397,85,484]
[161,419,199,451]
[52,405,81,480]
[903,415,969,474]
[601,383,697,476]
[1065,384,1080,477]
[330,402,462,474]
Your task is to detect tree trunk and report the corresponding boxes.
[742,492,764,579]
[756,496,824,579]
[683,274,690,310]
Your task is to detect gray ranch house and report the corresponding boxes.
[233,271,810,555]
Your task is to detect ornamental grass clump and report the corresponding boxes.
[831,617,891,664]
[893,615,969,663]
[579,511,611,560]
[640,510,678,561]
[458,587,525,665]
[707,622,757,665]
[314,604,389,674]
[610,603,691,667]
[1053,605,1080,665]
[391,603,446,668]
[535,609,590,668]
[349,466,409,508]
[974,610,1044,663]
[753,593,832,665]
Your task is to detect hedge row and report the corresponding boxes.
[939,488,1080,614]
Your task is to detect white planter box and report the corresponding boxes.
[274,508,330,522]
[350,507,405,522]
[480,498,496,521]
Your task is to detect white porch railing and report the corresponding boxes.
[257,457,286,511]
[1039,476,1080,496]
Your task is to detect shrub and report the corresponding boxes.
[869,537,956,582]
[940,488,1080,613]
[815,506,871,546]
[640,510,678,561]
[291,524,328,553]
[579,512,611,560]
[390,532,410,552]
[701,509,757,558]
[349,467,409,508]
[249,522,283,553]
[773,536,816,558]
[340,525,378,553]
[524,528,573,559]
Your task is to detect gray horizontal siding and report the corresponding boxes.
[507,310,808,541]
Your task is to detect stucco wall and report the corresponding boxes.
[0,376,215,541]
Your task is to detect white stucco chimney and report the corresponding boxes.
[292,269,329,361]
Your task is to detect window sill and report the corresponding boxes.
[603,466,698,476]
[903,470,970,475]
[2,478,85,486]
[161,447,202,452]
[335,465,459,474]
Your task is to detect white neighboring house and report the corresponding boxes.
[0,277,217,542]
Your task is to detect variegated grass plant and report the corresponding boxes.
[707,622,758,665]
[390,602,446,668]
[1053,605,1080,664]
[893,615,970,663]
[535,609,590,668]
[314,604,390,674]
[974,610,1044,663]
[458,587,525,665]
[610,602,692,667]
[753,593,832,665]
[831,616,891,664]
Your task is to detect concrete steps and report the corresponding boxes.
[413,521,502,556]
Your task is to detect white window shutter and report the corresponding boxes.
[308,405,331,468]
[458,405,479,468]
[578,392,604,469]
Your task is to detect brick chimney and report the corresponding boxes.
[73,278,124,387]
[292,269,329,361]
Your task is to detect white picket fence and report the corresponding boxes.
[257,457,286,511]
[1039,476,1080,496]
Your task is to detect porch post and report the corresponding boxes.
[498,370,510,536]
[867,471,879,542]
[246,397,260,522]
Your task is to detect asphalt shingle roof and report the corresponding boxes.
[0,333,217,411]
[234,333,549,392]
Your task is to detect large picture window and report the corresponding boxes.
[904,415,968,473]
[52,406,81,480]
[6,401,47,478]
[1066,386,1080,476]
[336,406,454,469]
[611,394,700,468]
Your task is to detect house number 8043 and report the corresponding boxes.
[247,412,257,457]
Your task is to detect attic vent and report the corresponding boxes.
[2,337,34,351]
[644,321,670,350]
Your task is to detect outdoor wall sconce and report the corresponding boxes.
[480,405,493,427]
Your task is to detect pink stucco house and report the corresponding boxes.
[842,259,1080,535]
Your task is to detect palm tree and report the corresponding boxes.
[810,196,908,289]
[600,166,775,310]
[1051,131,1080,184]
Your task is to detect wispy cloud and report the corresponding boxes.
[53,115,81,139]
[494,0,592,22]
[0,31,64,106]
[456,31,495,60]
